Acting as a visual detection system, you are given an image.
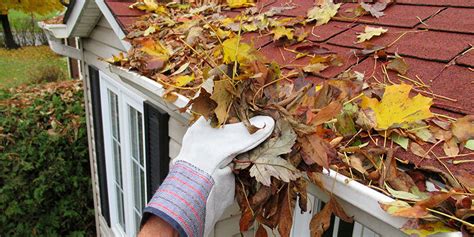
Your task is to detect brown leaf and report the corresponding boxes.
[387,171,416,192]
[250,186,272,208]
[310,200,332,237]
[278,185,295,237]
[443,138,459,157]
[240,207,255,232]
[451,115,474,142]
[386,56,409,75]
[211,80,234,126]
[255,224,268,237]
[300,134,332,168]
[410,142,431,159]
[181,90,217,119]
[329,197,353,223]
[311,101,343,126]
[417,190,455,209]
[295,178,308,213]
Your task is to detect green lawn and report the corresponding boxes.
[0,46,69,89]
[8,10,59,32]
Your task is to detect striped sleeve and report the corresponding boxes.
[142,160,214,237]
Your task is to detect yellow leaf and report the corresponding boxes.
[271,26,294,40]
[222,37,254,64]
[357,26,388,43]
[174,75,195,87]
[303,63,328,75]
[141,39,169,60]
[215,28,232,39]
[226,0,254,8]
[210,80,234,126]
[360,84,433,130]
[307,2,341,26]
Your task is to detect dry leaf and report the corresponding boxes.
[303,63,329,75]
[174,74,194,87]
[360,2,388,18]
[443,138,459,157]
[402,220,458,237]
[210,80,234,126]
[310,200,332,237]
[227,0,254,8]
[360,84,433,130]
[451,115,474,142]
[387,55,409,75]
[307,2,341,26]
[255,225,268,237]
[410,142,430,159]
[357,26,388,43]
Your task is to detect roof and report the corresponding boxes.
[106,0,474,116]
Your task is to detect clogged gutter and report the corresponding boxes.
[107,0,474,236]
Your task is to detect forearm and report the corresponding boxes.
[139,216,179,237]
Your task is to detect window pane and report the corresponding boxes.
[141,167,146,210]
[133,162,141,210]
[113,140,122,187]
[116,185,126,232]
[135,211,141,236]
[130,108,139,159]
[108,90,120,141]
[138,112,144,166]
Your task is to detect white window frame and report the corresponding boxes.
[100,72,147,237]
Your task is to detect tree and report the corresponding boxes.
[0,0,64,49]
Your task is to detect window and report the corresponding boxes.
[100,72,147,236]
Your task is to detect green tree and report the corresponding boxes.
[0,0,64,49]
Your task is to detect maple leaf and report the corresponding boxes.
[357,26,388,43]
[210,80,234,126]
[227,0,254,9]
[360,84,433,130]
[245,120,300,186]
[222,37,254,64]
[307,2,341,26]
[360,2,388,18]
[271,26,294,41]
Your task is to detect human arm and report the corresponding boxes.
[138,116,274,237]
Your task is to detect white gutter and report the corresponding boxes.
[108,65,462,237]
[39,22,83,60]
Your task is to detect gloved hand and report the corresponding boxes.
[142,116,275,237]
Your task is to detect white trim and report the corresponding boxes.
[40,28,83,60]
[94,0,131,51]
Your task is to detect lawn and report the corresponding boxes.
[0,46,69,89]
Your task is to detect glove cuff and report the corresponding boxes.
[142,160,214,237]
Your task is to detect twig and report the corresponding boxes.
[438,153,474,159]
[452,159,474,165]
[427,208,474,228]
[412,88,457,102]
[238,177,255,216]
[344,93,364,105]
[433,113,457,121]
[432,151,462,188]
[415,140,442,167]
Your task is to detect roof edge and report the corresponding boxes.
[95,0,131,50]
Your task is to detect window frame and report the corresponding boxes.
[100,72,147,237]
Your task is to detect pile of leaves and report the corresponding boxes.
[108,0,474,236]
[0,80,94,236]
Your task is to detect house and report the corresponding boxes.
[39,0,473,236]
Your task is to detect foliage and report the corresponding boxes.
[0,0,64,15]
[110,1,474,236]
[0,80,94,236]
[0,46,69,88]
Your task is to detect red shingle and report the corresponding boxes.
[105,1,143,16]
[336,3,444,28]
[306,21,356,43]
[117,16,139,32]
[397,0,474,8]
[329,25,473,62]
[423,8,474,34]
[456,49,474,67]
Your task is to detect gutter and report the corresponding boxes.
[108,64,463,237]
[38,22,83,61]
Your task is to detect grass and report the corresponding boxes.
[0,46,69,89]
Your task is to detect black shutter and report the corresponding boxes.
[89,66,110,226]
[144,101,170,201]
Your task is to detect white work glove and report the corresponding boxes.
[142,116,274,237]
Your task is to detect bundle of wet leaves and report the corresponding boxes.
[108,0,474,236]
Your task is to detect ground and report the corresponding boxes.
[0,46,69,88]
